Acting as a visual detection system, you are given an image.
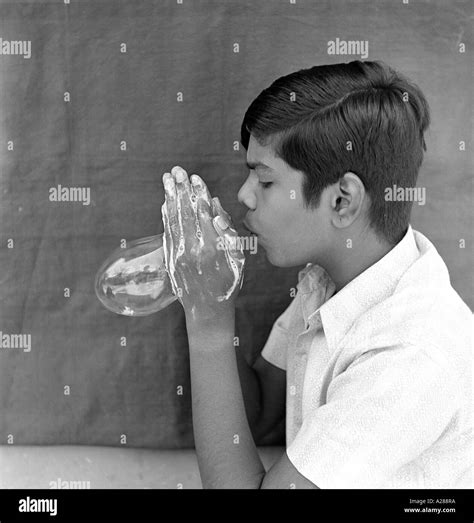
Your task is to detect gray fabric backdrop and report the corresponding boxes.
[0,0,471,448]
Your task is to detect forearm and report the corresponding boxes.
[186,307,266,489]
[234,346,262,437]
[235,347,286,445]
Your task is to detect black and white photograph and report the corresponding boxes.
[0,0,472,521]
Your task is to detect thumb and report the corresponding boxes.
[213,215,246,263]
[212,214,232,254]
[212,197,235,230]
[212,214,230,234]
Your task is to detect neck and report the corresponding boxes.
[325,233,395,293]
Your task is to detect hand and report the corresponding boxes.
[161,166,245,321]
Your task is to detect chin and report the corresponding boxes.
[263,246,301,268]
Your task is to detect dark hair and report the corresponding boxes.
[240,60,430,245]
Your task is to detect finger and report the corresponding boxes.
[172,166,194,209]
[161,202,172,270]
[211,197,236,231]
[190,174,212,206]
[213,214,230,232]
[213,220,246,296]
[171,166,195,242]
[161,202,180,296]
[163,172,180,241]
[211,196,219,217]
[191,175,213,231]
[212,214,232,253]
[213,216,245,263]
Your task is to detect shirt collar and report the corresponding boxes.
[297,225,420,351]
[296,263,336,330]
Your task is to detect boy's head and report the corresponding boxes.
[238,60,430,270]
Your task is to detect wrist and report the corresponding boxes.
[185,301,235,333]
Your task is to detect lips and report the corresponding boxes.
[243,219,257,236]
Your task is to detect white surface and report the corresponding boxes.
[0,445,284,489]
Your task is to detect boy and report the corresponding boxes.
[161,60,472,489]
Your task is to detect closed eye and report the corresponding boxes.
[259,182,273,189]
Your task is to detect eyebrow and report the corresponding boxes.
[246,160,272,171]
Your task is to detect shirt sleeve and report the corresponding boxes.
[286,343,460,488]
[260,293,302,371]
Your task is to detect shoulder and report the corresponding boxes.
[328,285,472,403]
[344,282,471,355]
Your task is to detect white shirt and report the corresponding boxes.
[261,225,473,488]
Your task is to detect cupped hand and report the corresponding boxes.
[161,166,245,320]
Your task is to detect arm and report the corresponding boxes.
[163,166,318,488]
[186,308,265,488]
[234,349,286,444]
[187,308,318,489]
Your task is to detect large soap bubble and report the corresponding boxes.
[95,234,177,316]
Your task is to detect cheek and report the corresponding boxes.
[258,187,309,242]
[269,213,319,262]
[265,194,300,228]
[275,210,306,242]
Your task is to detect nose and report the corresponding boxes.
[237,174,257,211]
